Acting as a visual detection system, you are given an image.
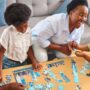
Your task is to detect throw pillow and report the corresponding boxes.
[0,0,7,26]
[53,0,68,14]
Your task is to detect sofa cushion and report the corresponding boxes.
[7,0,16,7]
[16,0,64,16]
[29,16,48,28]
[47,0,64,15]
[0,0,7,26]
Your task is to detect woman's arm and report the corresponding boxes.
[48,43,72,55]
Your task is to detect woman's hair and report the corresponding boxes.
[4,3,31,26]
[67,0,88,14]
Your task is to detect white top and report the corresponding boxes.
[0,25,32,63]
[32,13,84,58]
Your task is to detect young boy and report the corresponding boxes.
[71,41,90,62]
[0,3,42,82]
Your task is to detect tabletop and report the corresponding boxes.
[2,56,90,90]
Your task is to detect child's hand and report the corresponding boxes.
[0,71,2,82]
[75,51,90,62]
[75,51,86,57]
[32,60,42,71]
[1,82,25,90]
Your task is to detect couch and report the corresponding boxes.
[0,0,90,44]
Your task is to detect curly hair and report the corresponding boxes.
[4,3,31,26]
[67,0,88,14]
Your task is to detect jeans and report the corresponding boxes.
[2,56,28,69]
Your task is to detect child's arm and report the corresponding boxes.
[0,44,6,82]
[27,46,42,71]
[71,41,89,51]
[76,44,89,51]
[75,51,90,62]
[0,82,25,90]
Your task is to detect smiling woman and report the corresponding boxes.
[31,0,89,62]
[68,4,88,32]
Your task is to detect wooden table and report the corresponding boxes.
[2,57,90,90]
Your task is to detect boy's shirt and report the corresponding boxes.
[0,25,32,63]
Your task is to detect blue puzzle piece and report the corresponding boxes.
[59,72,70,83]
[59,85,64,90]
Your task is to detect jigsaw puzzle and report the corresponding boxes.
[12,58,90,90]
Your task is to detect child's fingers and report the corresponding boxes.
[75,51,80,55]
[18,83,25,90]
[37,64,42,71]
[0,75,3,82]
[0,77,2,82]
[34,64,42,71]
[38,64,42,70]
[75,51,82,57]
[18,83,25,87]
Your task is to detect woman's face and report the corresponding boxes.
[69,5,88,28]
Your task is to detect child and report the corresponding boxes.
[71,41,90,62]
[0,3,42,82]
[0,82,25,90]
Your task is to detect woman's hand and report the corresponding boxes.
[60,43,72,55]
[68,41,79,49]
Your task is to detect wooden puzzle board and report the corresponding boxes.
[2,57,90,90]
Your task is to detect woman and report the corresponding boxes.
[31,0,89,63]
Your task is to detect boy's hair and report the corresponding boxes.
[4,3,31,26]
[67,0,88,14]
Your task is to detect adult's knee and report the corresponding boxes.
[35,52,48,62]
[32,36,48,62]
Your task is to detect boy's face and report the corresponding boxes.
[69,5,88,28]
[17,22,28,33]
